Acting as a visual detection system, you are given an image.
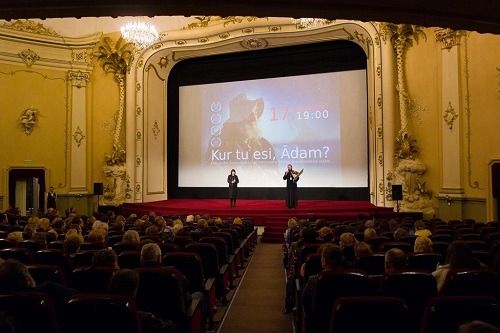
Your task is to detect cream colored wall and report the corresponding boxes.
[402,28,500,221]
[88,33,122,189]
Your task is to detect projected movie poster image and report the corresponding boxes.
[178,69,367,188]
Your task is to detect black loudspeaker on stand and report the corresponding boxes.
[392,184,403,212]
[93,182,103,211]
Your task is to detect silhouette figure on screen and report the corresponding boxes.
[206,93,279,183]
[227,169,239,207]
[283,164,299,208]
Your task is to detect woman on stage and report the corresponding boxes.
[283,164,299,208]
[227,169,239,207]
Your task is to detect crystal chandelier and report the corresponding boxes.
[120,19,159,50]
[292,18,329,29]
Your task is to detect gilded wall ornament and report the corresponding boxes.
[136,106,142,116]
[269,26,281,32]
[135,183,142,193]
[2,19,60,37]
[20,107,39,135]
[376,64,381,78]
[378,152,384,166]
[71,50,91,63]
[136,82,141,92]
[19,49,40,68]
[175,40,187,45]
[242,28,254,34]
[443,101,458,131]
[68,70,90,89]
[241,38,268,50]
[435,28,462,51]
[377,125,383,139]
[219,32,230,39]
[158,56,169,68]
[136,130,142,140]
[125,175,132,199]
[198,37,209,43]
[186,16,211,29]
[136,156,142,167]
[72,126,86,147]
[152,121,160,140]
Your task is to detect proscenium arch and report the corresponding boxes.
[128,18,388,206]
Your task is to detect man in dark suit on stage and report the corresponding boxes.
[283,164,299,208]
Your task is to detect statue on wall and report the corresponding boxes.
[20,107,39,135]
[382,23,434,214]
[94,37,133,205]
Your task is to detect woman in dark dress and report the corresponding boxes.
[227,169,239,207]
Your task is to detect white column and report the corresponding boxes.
[380,30,397,208]
[437,30,463,195]
[68,70,90,194]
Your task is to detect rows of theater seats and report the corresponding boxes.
[286,218,500,333]
[0,216,258,333]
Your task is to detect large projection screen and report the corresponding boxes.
[167,40,370,200]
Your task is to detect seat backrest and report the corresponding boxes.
[442,269,500,299]
[200,236,228,265]
[157,242,180,254]
[399,235,418,247]
[303,253,322,283]
[113,242,138,255]
[313,271,374,333]
[27,264,67,286]
[162,252,205,293]
[172,236,193,251]
[431,241,450,257]
[186,243,219,278]
[72,250,98,268]
[0,247,33,264]
[407,252,443,272]
[430,234,452,243]
[79,241,106,250]
[379,242,413,253]
[380,270,437,324]
[218,228,240,249]
[330,296,409,333]
[34,249,73,276]
[18,240,45,255]
[213,231,235,253]
[63,294,142,333]
[69,267,115,294]
[135,267,186,329]
[117,251,141,269]
[0,292,60,333]
[0,238,14,249]
[420,296,500,333]
[365,236,390,252]
[353,252,385,275]
[464,240,489,252]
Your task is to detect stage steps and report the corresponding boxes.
[261,217,289,243]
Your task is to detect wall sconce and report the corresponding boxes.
[445,195,452,206]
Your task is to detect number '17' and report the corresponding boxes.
[270,106,289,121]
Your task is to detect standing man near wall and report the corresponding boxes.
[47,186,57,210]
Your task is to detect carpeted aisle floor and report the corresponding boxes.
[218,241,294,333]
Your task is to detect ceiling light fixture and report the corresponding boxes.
[120,18,159,50]
[292,18,329,29]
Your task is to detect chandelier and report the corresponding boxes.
[120,19,159,50]
[292,18,329,29]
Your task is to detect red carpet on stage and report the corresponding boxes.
[122,199,398,243]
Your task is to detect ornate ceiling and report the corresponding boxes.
[0,0,498,34]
